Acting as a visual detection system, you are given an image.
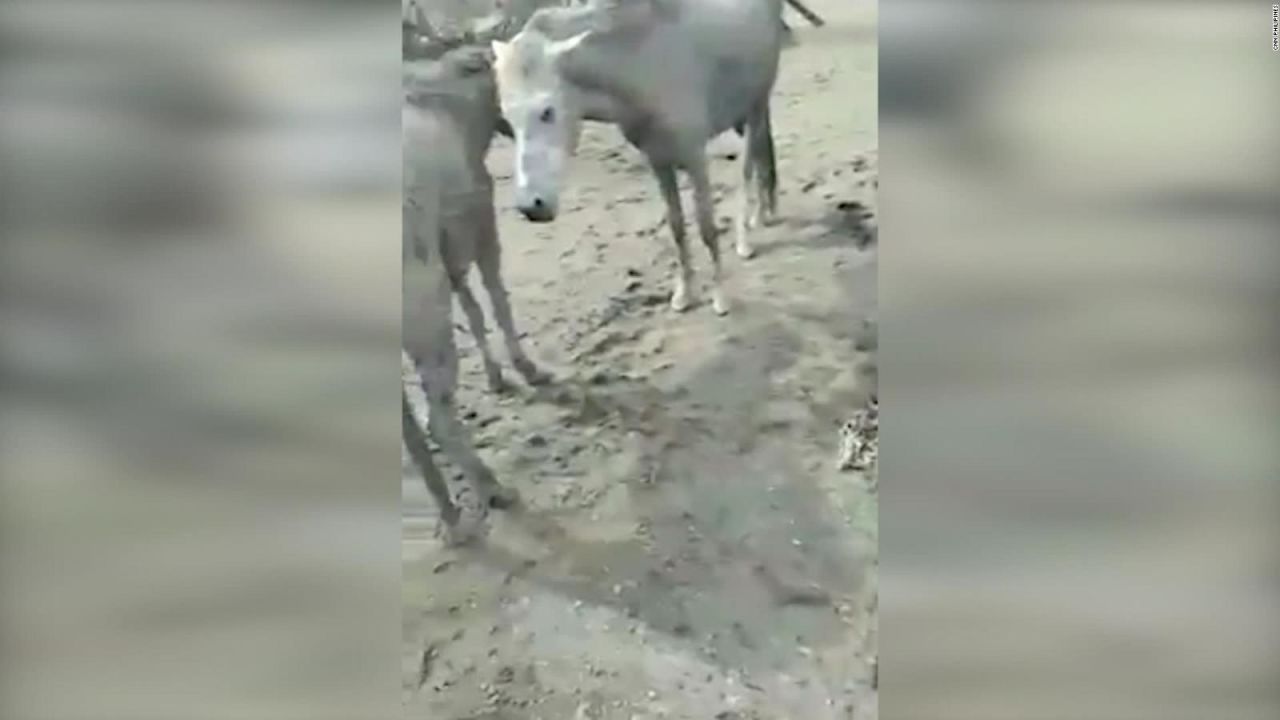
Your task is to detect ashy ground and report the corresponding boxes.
[403,2,878,717]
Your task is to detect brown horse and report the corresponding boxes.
[403,48,541,544]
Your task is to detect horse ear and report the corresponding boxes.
[491,40,510,65]
[546,32,589,66]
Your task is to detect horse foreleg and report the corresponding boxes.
[407,274,517,515]
[735,135,758,259]
[651,162,695,312]
[444,221,507,393]
[419,356,519,513]
[452,274,507,393]
[474,207,551,387]
[402,388,469,544]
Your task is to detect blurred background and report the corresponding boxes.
[0,1,402,718]
[881,0,1280,717]
[1,0,1277,718]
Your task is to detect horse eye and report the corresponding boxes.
[539,107,555,123]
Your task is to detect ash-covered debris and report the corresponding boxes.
[837,393,878,475]
[840,315,879,477]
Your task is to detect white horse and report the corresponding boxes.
[491,0,789,315]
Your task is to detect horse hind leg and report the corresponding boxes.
[734,104,777,259]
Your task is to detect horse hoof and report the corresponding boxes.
[736,243,755,260]
[711,294,730,316]
[440,516,485,547]
[487,373,512,394]
[670,286,691,312]
[484,484,521,511]
[517,360,553,387]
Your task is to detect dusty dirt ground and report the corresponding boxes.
[403,2,878,717]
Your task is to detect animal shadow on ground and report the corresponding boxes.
[750,150,877,259]
[755,198,876,259]
[405,214,878,719]
[432,294,876,692]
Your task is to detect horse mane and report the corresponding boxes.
[524,4,600,40]
[523,0,678,41]
[403,47,496,116]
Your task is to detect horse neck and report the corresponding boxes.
[405,61,500,141]
[525,2,600,40]
[559,35,655,127]
[552,3,677,126]
[406,87,471,124]
[569,82,625,124]
[406,87,496,160]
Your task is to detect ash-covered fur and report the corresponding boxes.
[403,47,546,544]
[407,47,550,396]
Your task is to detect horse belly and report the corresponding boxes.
[403,108,464,363]
[705,52,779,134]
[686,3,783,134]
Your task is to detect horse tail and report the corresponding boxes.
[783,0,825,28]
[752,104,778,216]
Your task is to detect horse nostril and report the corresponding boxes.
[519,199,553,223]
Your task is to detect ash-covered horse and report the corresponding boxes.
[406,47,550,393]
[403,48,535,544]
[491,0,791,315]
